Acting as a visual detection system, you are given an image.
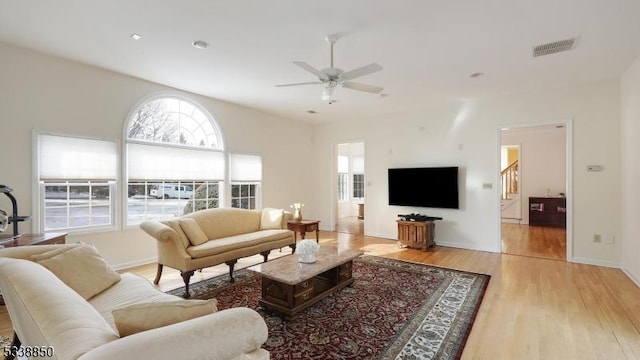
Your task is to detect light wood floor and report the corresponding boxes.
[2,231,639,359]
[501,223,566,260]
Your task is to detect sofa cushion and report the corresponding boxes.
[32,244,121,300]
[260,208,284,230]
[112,299,218,337]
[188,208,262,240]
[180,218,209,246]
[90,273,180,330]
[186,229,292,258]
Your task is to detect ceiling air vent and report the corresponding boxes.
[532,37,577,57]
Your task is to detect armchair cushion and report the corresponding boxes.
[113,299,218,337]
[180,218,209,246]
[260,208,284,230]
[32,244,121,300]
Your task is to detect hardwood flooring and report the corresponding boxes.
[502,223,566,260]
[1,231,639,359]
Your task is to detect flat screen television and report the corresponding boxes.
[388,167,459,209]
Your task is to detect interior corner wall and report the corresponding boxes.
[621,55,640,285]
[311,79,621,265]
[0,42,313,267]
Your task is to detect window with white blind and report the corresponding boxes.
[126,96,224,224]
[338,155,349,201]
[352,156,364,198]
[36,134,118,232]
[230,154,262,209]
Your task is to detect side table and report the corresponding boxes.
[286,220,320,243]
[0,232,67,248]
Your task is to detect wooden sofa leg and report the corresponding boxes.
[289,243,296,253]
[153,264,164,285]
[260,250,271,262]
[180,270,195,298]
[225,259,238,283]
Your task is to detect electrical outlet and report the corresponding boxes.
[593,234,602,243]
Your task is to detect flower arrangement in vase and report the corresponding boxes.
[290,202,304,221]
[296,239,320,263]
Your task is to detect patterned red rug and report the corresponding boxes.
[167,256,490,360]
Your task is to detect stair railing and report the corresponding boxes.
[501,160,519,200]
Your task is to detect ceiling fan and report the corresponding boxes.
[275,36,383,104]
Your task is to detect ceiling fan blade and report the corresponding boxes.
[342,81,383,94]
[275,81,323,87]
[293,61,329,81]
[341,63,383,81]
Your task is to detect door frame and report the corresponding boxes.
[496,120,573,261]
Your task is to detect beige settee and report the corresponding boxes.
[141,207,295,297]
[0,244,269,360]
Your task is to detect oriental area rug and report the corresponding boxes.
[167,256,490,360]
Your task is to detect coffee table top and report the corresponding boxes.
[247,246,363,285]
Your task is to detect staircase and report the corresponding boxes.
[501,160,521,222]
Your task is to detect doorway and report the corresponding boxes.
[499,123,569,261]
[335,142,365,235]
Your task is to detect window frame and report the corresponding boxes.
[33,132,119,234]
[230,182,261,210]
[124,95,225,226]
[353,173,365,199]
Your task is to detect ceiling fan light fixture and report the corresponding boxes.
[322,86,335,101]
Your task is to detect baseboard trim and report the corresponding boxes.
[112,257,156,271]
[364,232,394,240]
[621,268,640,288]
[436,241,499,253]
[501,218,522,224]
[570,257,620,268]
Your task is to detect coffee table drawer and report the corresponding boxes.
[294,279,313,294]
[294,288,314,307]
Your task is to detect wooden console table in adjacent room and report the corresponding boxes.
[0,232,67,248]
[397,218,441,251]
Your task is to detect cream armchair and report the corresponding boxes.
[140,207,295,297]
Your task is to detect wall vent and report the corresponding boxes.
[532,37,577,57]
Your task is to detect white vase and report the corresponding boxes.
[293,208,302,221]
[297,239,319,263]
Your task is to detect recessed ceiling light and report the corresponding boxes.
[470,72,485,78]
[306,110,317,114]
[130,33,142,40]
[192,40,209,49]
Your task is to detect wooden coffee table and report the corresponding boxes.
[247,246,363,320]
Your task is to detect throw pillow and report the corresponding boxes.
[260,208,284,230]
[179,218,209,246]
[112,299,218,337]
[32,244,121,300]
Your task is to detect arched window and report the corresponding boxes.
[125,96,225,224]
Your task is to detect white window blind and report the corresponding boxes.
[39,134,117,180]
[338,155,349,173]
[352,156,364,173]
[128,143,224,180]
[230,154,262,182]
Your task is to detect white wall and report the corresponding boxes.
[501,127,566,225]
[0,42,313,268]
[620,55,640,285]
[311,80,621,265]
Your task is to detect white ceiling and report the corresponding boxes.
[1,0,639,124]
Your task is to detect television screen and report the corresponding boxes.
[388,167,459,209]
